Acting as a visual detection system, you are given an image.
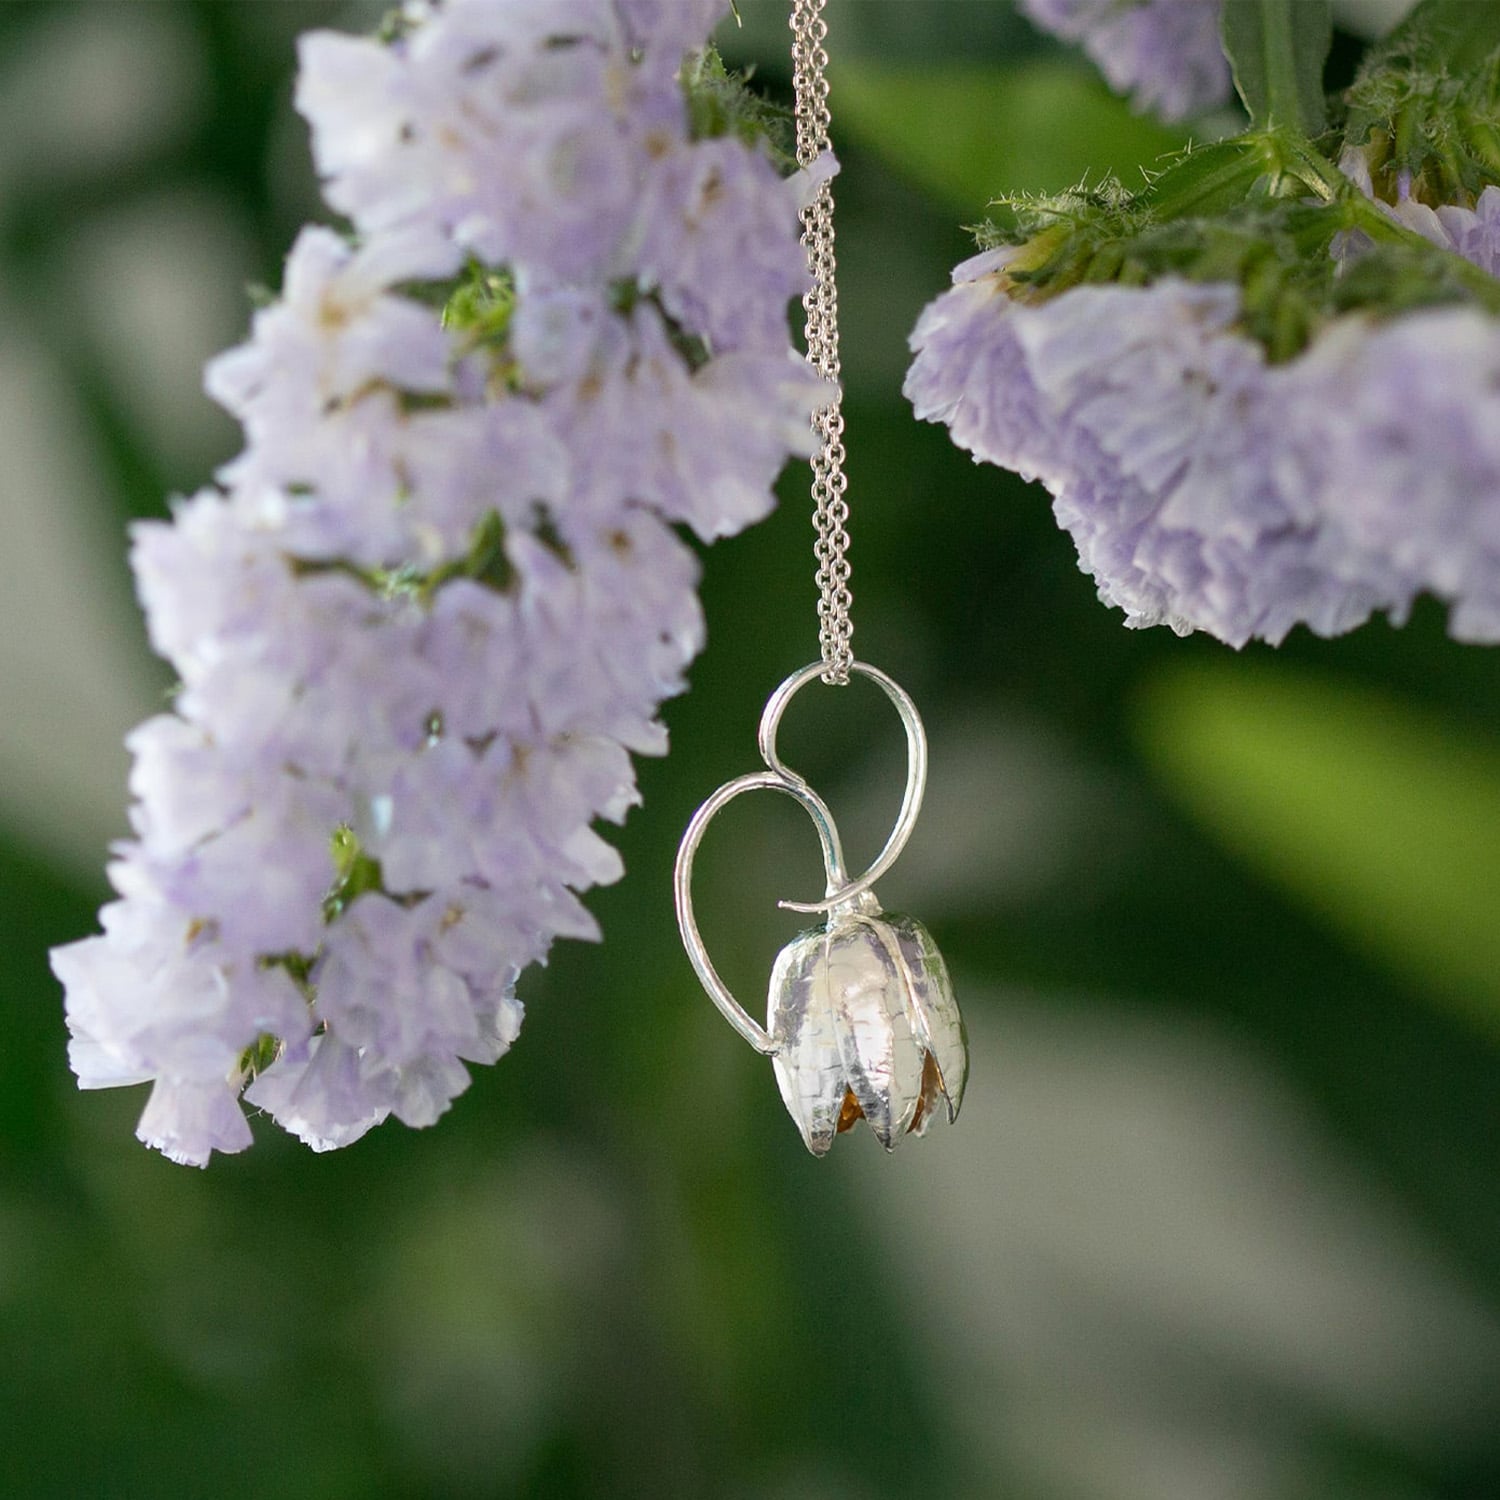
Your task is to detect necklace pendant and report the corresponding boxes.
[674,661,967,1155]
[675,2,966,1154]
[770,896,965,1156]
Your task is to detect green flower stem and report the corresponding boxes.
[1145,130,1344,225]
[1343,0,1500,204]
[1264,130,1346,202]
[1155,129,1500,315]
[1220,0,1331,135]
[1458,103,1500,179]
[1143,139,1280,220]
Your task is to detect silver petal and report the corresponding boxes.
[768,927,846,1156]
[905,1053,947,1138]
[827,914,925,1148]
[888,914,967,1121]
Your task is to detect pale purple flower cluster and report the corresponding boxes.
[52,0,822,1165]
[1337,146,1500,278]
[1019,0,1231,121]
[1289,307,1500,642]
[906,243,1500,646]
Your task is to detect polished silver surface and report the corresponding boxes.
[769,909,965,1156]
[673,767,847,1055]
[674,659,967,1154]
[886,915,967,1130]
[761,659,926,915]
[672,0,958,1161]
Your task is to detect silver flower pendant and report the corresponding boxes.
[770,899,965,1155]
[675,661,967,1155]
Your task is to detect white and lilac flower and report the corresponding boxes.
[53,0,823,1165]
[629,134,814,352]
[906,261,1398,646]
[297,0,712,283]
[907,238,1500,647]
[1287,306,1500,643]
[1019,0,1232,121]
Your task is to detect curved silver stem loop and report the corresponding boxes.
[674,660,928,1051]
[673,769,849,1055]
[758,660,927,915]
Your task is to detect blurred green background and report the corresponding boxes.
[2,2,1499,1496]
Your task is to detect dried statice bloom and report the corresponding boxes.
[912,2,1500,649]
[1337,146,1500,279]
[52,0,823,1165]
[1018,0,1232,121]
[906,239,1500,647]
[1288,307,1500,643]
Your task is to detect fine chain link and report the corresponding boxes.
[790,0,853,685]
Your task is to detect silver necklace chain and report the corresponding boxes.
[790,0,853,685]
[675,5,966,1153]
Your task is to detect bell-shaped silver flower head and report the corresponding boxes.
[674,661,968,1156]
[769,894,966,1155]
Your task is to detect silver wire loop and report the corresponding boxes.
[674,770,849,1054]
[757,660,928,914]
[673,661,930,1052]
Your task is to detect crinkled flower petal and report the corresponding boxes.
[1288,307,1500,642]
[53,0,813,1164]
[908,195,1500,650]
[906,260,1442,646]
[136,1077,254,1168]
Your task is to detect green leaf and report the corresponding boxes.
[323,825,388,923]
[682,45,795,168]
[1135,662,1500,1037]
[1369,0,1500,76]
[1137,136,1283,219]
[832,60,1188,212]
[1221,0,1331,133]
